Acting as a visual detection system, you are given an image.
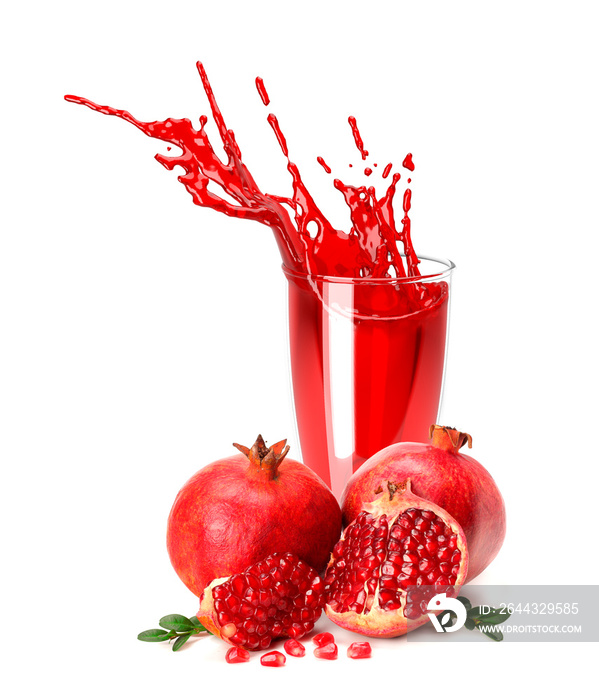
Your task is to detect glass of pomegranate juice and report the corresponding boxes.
[284,255,454,499]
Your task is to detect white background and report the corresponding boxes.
[2,0,598,697]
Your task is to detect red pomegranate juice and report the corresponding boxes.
[65,62,451,495]
[285,271,449,495]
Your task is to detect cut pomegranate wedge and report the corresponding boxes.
[325,480,468,637]
[198,552,326,650]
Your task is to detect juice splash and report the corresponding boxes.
[65,62,451,493]
[65,61,422,283]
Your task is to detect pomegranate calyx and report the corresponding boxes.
[233,434,291,480]
[374,479,410,502]
[386,479,408,501]
[429,425,472,453]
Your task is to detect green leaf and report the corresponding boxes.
[467,606,483,619]
[138,628,173,642]
[464,618,476,631]
[159,614,195,632]
[457,596,472,611]
[172,633,192,651]
[480,626,504,642]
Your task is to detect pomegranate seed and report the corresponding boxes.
[243,619,257,634]
[229,630,249,647]
[284,639,306,657]
[312,632,335,647]
[231,575,245,596]
[414,517,428,532]
[418,559,435,574]
[425,540,439,555]
[260,651,286,667]
[314,642,338,660]
[431,521,444,535]
[226,647,250,664]
[397,515,412,529]
[347,642,372,659]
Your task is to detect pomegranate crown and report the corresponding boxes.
[233,434,290,480]
[429,425,472,453]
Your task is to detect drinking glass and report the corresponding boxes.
[284,256,454,499]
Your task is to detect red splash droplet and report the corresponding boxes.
[317,156,332,174]
[255,77,270,106]
[402,153,415,171]
[348,116,369,160]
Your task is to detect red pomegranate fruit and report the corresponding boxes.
[167,435,342,597]
[197,552,326,650]
[341,425,505,582]
[324,480,468,637]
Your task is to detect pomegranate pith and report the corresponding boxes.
[198,552,326,650]
[325,480,468,637]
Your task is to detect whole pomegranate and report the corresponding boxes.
[324,479,468,637]
[167,435,342,597]
[341,425,505,581]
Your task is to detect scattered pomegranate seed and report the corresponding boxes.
[347,642,372,659]
[312,632,335,647]
[260,651,286,667]
[225,647,250,664]
[283,639,306,657]
[314,642,338,660]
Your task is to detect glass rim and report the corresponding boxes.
[282,254,455,285]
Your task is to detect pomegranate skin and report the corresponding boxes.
[167,437,342,597]
[340,426,505,582]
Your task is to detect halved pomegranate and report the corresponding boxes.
[324,480,468,637]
